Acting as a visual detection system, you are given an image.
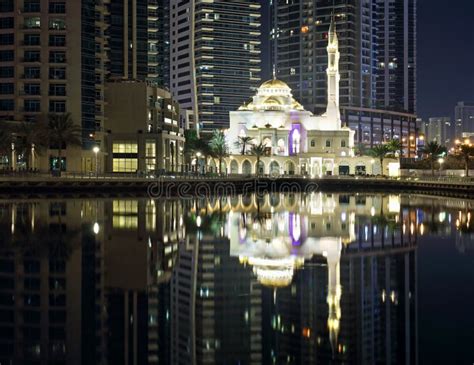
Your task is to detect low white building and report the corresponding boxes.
[224,18,398,177]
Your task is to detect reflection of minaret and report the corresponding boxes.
[326,14,341,124]
[326,248,341,356]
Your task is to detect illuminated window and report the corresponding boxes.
[292,129,300,154]
[112,143,138,172]
[112,142,138,154]
[112,158,137,172]
[146,142,156,157]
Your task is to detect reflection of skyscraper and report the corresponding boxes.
[170,200,263,364]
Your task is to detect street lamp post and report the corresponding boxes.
[196,151,202,175]
[438,157,444,177]
[93,146,100,177]
[11,142,15,171]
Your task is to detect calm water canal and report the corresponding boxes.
[0,193,473,364]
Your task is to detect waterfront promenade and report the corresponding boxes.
[0,173,472,198]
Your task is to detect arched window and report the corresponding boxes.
[325,140,331,148]
[292,129,300,154]
[277,138,285,154]
[341,140,346,147]
[310,140,315,147]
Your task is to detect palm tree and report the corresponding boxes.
[0,125,12,167]
[368,144,390,176]
[387,139,403,158]
[423,141,447,176]
[250,142,266,176]
[458,144,474,177]
[234,136,254,155]
[354,143,367,156]
[208,130,228,175]
[14,122,46,170]
[45,113,82,174]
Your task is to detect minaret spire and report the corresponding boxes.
[325,0,341,127]
[272,64,277,80]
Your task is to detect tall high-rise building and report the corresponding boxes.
[271,0,417,114]
[170,0,262,133]
[148,0,170,87]
[421,117,453,145]
[107,0,149,80]
[106,0,170,87]
[375,0,417,113]
[0,0,108,170]
[454,101,474,138]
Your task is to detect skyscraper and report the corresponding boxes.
[170,0,262,133]
[106,0,170,87]
[421,117,453,145]
[0,0,108,170]
[271,0,417,114]
[454,101,474,138]
[107,0,149,80]
[375,0,417,113]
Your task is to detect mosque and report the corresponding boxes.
[224,18,399,177]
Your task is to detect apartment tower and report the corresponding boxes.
[170,0,262,133]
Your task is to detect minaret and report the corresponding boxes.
[325,14,341,124]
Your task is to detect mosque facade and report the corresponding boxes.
[224,18,399,177]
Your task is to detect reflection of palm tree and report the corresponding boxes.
[371,196,400,235]
[7,221,79,261]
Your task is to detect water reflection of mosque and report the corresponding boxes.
[1,193,460,364]
[212,192,416,361]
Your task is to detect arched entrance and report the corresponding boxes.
[285,161,295,175]
[338,165,350,175]
[208,159,217,174]
[256,160,265,175]
[355,164,367,175]
[242,160,252,175]
[269,161,280,176]
[220,160,227,174]
[230,160,238,174]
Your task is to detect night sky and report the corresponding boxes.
[260,0,474,120]
[418,0,474,119]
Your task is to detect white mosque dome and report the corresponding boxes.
[259,78,291,90]
[238,78,305,112]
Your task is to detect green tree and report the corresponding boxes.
[368,144,390,176]
[0,124,12,164]
[45,113,82,173]
[458,144,474,177]
[354,143,368,156]
[387,139,404,158]
[250,142,266,176]
[234,136,254,155]
[423,141,447,176]
[14,122,47,169]
[208,130,228,175]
